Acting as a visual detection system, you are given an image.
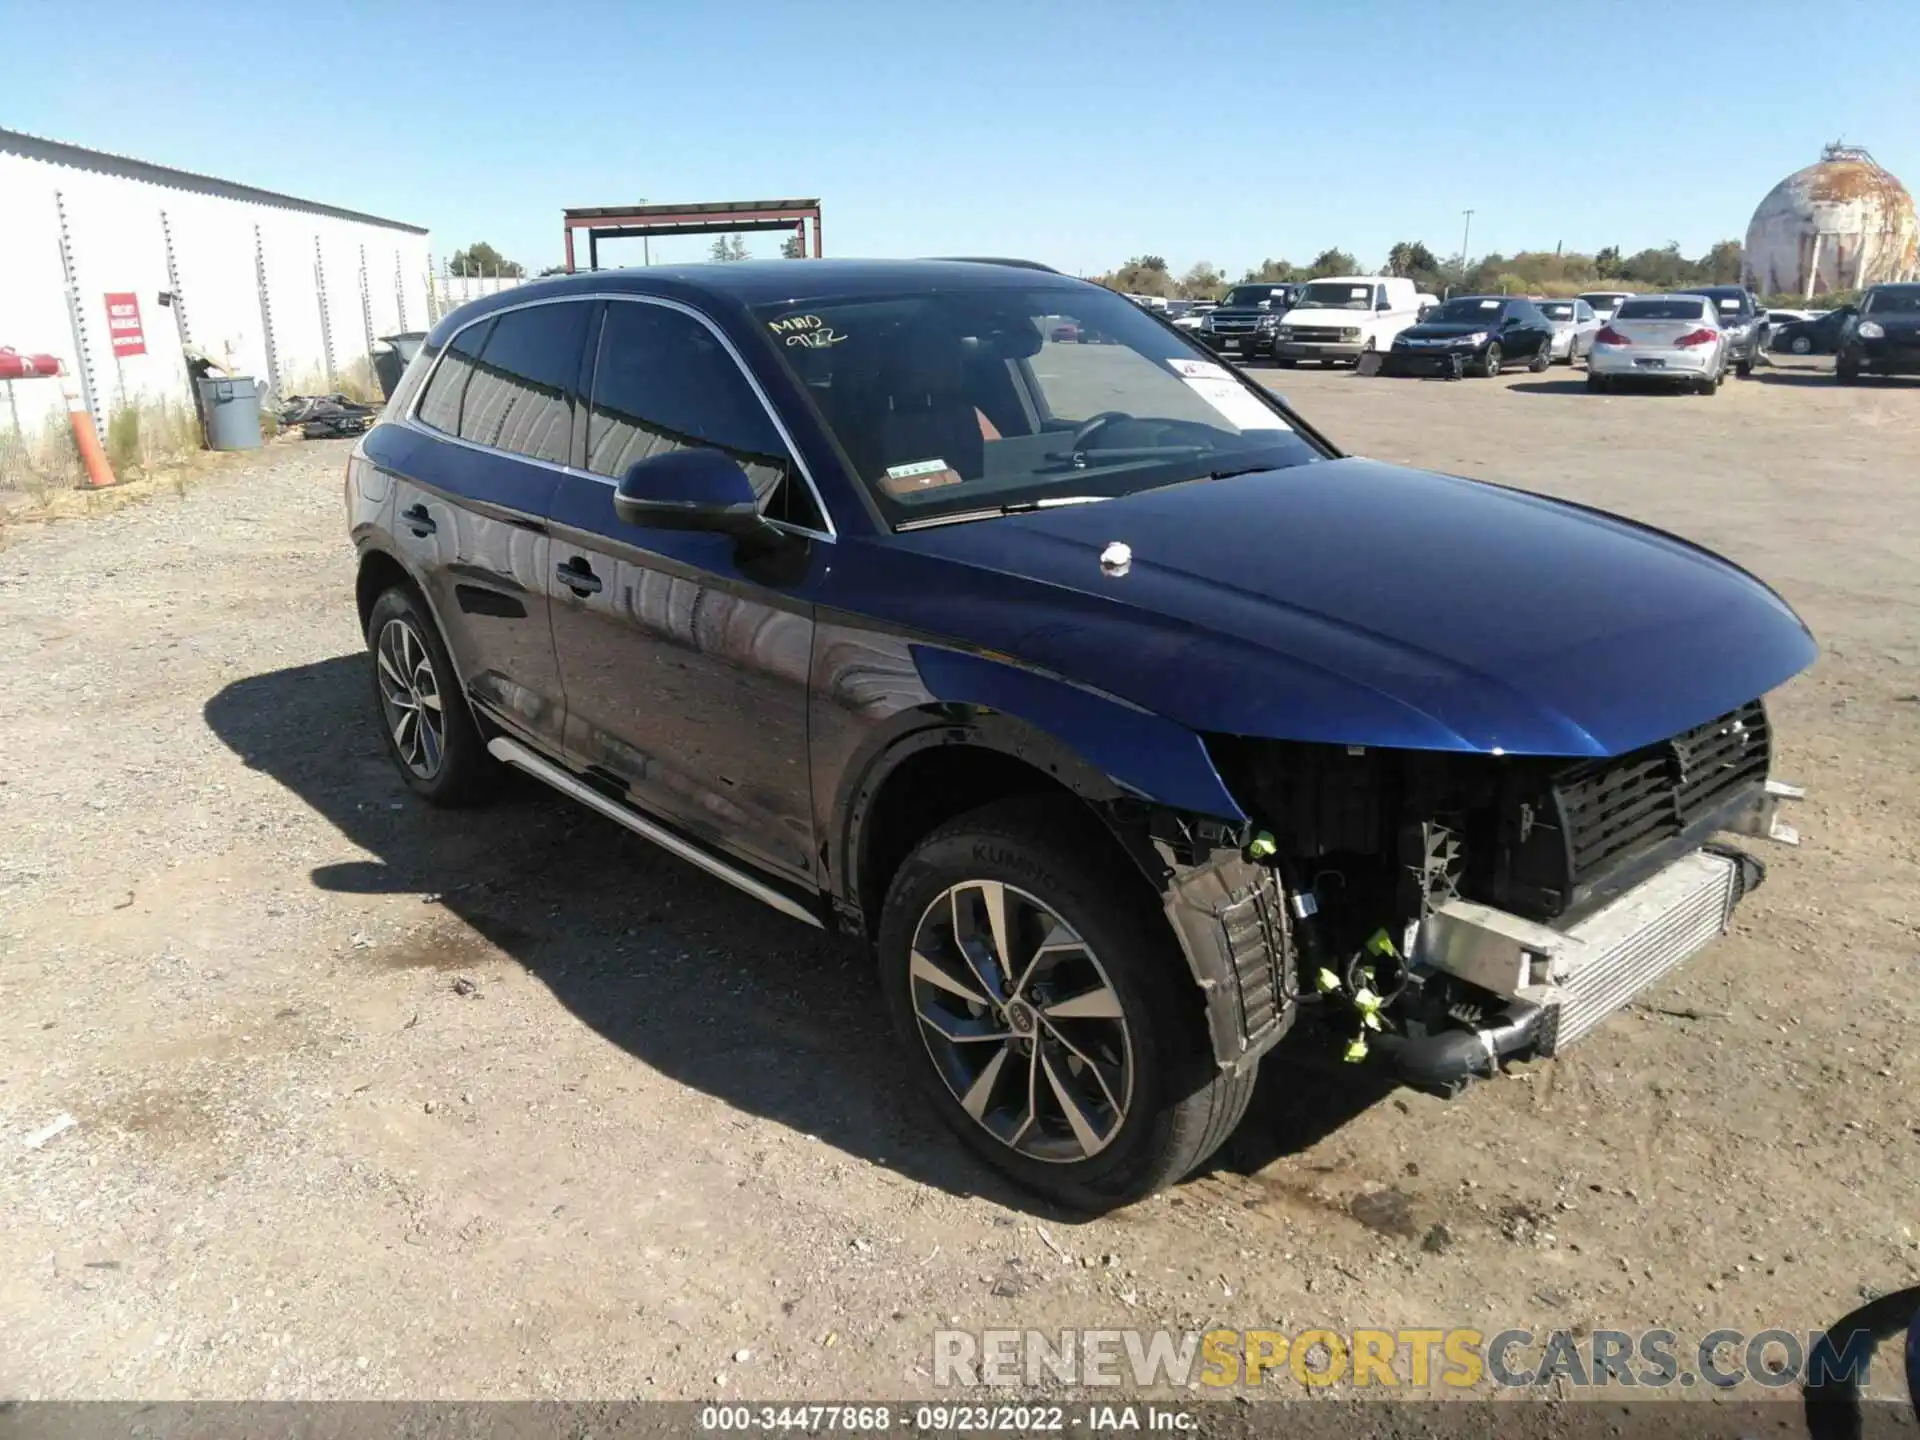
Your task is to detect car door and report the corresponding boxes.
[545,296,829,886]
[390,299,593,753]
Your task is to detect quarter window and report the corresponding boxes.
[586,301,824,531]
[413,301,591,465]
[414,318,492,437]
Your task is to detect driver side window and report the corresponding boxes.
[587,301,825,532]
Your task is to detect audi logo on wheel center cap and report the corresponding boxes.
[1006,1001,1036,1035]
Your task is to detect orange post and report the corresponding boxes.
[66,387,116,489]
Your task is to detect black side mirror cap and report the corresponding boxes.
[613,448,768,537]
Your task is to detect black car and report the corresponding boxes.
[1382,295,1555,378]
[1676,286,1764,375]
[1837,283,1920,382]
[1194,282,1301,361]
[1769,307,1853,356]
[347,260,1815,1207]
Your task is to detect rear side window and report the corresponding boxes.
[585,301,824,531]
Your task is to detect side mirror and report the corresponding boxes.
[613,448,767,536]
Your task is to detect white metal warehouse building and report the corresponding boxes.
[0,129,435,443]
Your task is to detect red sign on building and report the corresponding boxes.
[103,292,146,358]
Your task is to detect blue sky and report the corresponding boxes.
[4,0,1915,278]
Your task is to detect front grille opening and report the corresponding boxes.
[1499,701,1769,918]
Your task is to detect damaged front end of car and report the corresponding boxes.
[1158,702,1804,1093]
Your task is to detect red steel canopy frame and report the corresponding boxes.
[562,198,822,272]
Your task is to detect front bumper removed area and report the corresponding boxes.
[1406,778,1804,1078]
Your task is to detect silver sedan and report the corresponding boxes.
[1586,294,1728,395]
[1536,298,1600,364]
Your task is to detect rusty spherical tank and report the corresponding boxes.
[1744,145,1920,296]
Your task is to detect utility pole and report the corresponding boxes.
[1460,209,1475,278]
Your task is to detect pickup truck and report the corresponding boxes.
[1271,275,1425,366]
[1194,283,1301,361]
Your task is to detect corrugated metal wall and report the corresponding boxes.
[0,138,433,445]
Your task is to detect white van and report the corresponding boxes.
[1271,275,1424,366]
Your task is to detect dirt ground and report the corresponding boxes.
[1,359,1916,1403]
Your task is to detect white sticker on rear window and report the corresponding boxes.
[1479,299,1501,309]
[885,458,950,480]
[1179,375,1291,432]
[1350,287,1370,299]
[1718,298,1741,309]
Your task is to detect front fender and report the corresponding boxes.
[909,647,1244,820]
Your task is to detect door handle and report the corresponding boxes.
[556,559,602,595]
[401,504,436,537]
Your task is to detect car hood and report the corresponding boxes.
[1400,322,1498,341]
[874,458,1816,758]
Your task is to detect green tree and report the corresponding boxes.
[780,232,807,259]
[536,264,569,277]
[1306,248,1359,277]
[1240,258,1299,283]
[1697,239,1743,284]
[1593,245,1623,280]
[1179,261,1225,299]
[1386,240,1439,278]
[710,234,751,263]
[1102,255,1177,297]
[449,242,524,277]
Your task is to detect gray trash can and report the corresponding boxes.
[197,376,263,450]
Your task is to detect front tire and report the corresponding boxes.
[1528,344,1551,373]
[877,798,1255,1209]
[366,585,495,806]
[1837,355,1861,384]
[1790,335,1812,355]
[1478,343,1503,378]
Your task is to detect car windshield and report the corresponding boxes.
[1295,282,1376,311]
[756,285,1324,529]
[1537,302,1576,320]
[1863,287,1920,315]
[1218,286,1289,309]
[1427,298,1505,324]
[1615,299,1711,321]
[1579,293,1626,308]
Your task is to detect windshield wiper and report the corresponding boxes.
[896,496,1109,532]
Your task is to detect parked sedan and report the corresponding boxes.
[1381,295,1555,378]
[1676,286,1764,376]
[1586,294,1728,394]
[1837,282,1920,382]
[1535,298,1600,364]
[1769,306,1853,356]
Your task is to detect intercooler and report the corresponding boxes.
[1417,846,1753,1057]
[1533,847,1743,1053]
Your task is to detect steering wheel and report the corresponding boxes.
[1069,411,1134,451]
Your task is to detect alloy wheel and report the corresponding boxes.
[375,617,447,779]
[908,880,1133,1163]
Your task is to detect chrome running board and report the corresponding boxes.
[485,736,823,930]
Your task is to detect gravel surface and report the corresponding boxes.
[1,365,1916,1402]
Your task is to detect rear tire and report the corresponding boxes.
[1790,335,1812,355]
[1586,373,1610,393]
[366,585,496,807]
[1528,345,1551,373]
[877,797,1256,1209]
[1837,356,1861,384]
[1735,358,1754,377]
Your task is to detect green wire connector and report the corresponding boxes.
[1246,831,1277,860]
[1343,1034,1370,1063]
